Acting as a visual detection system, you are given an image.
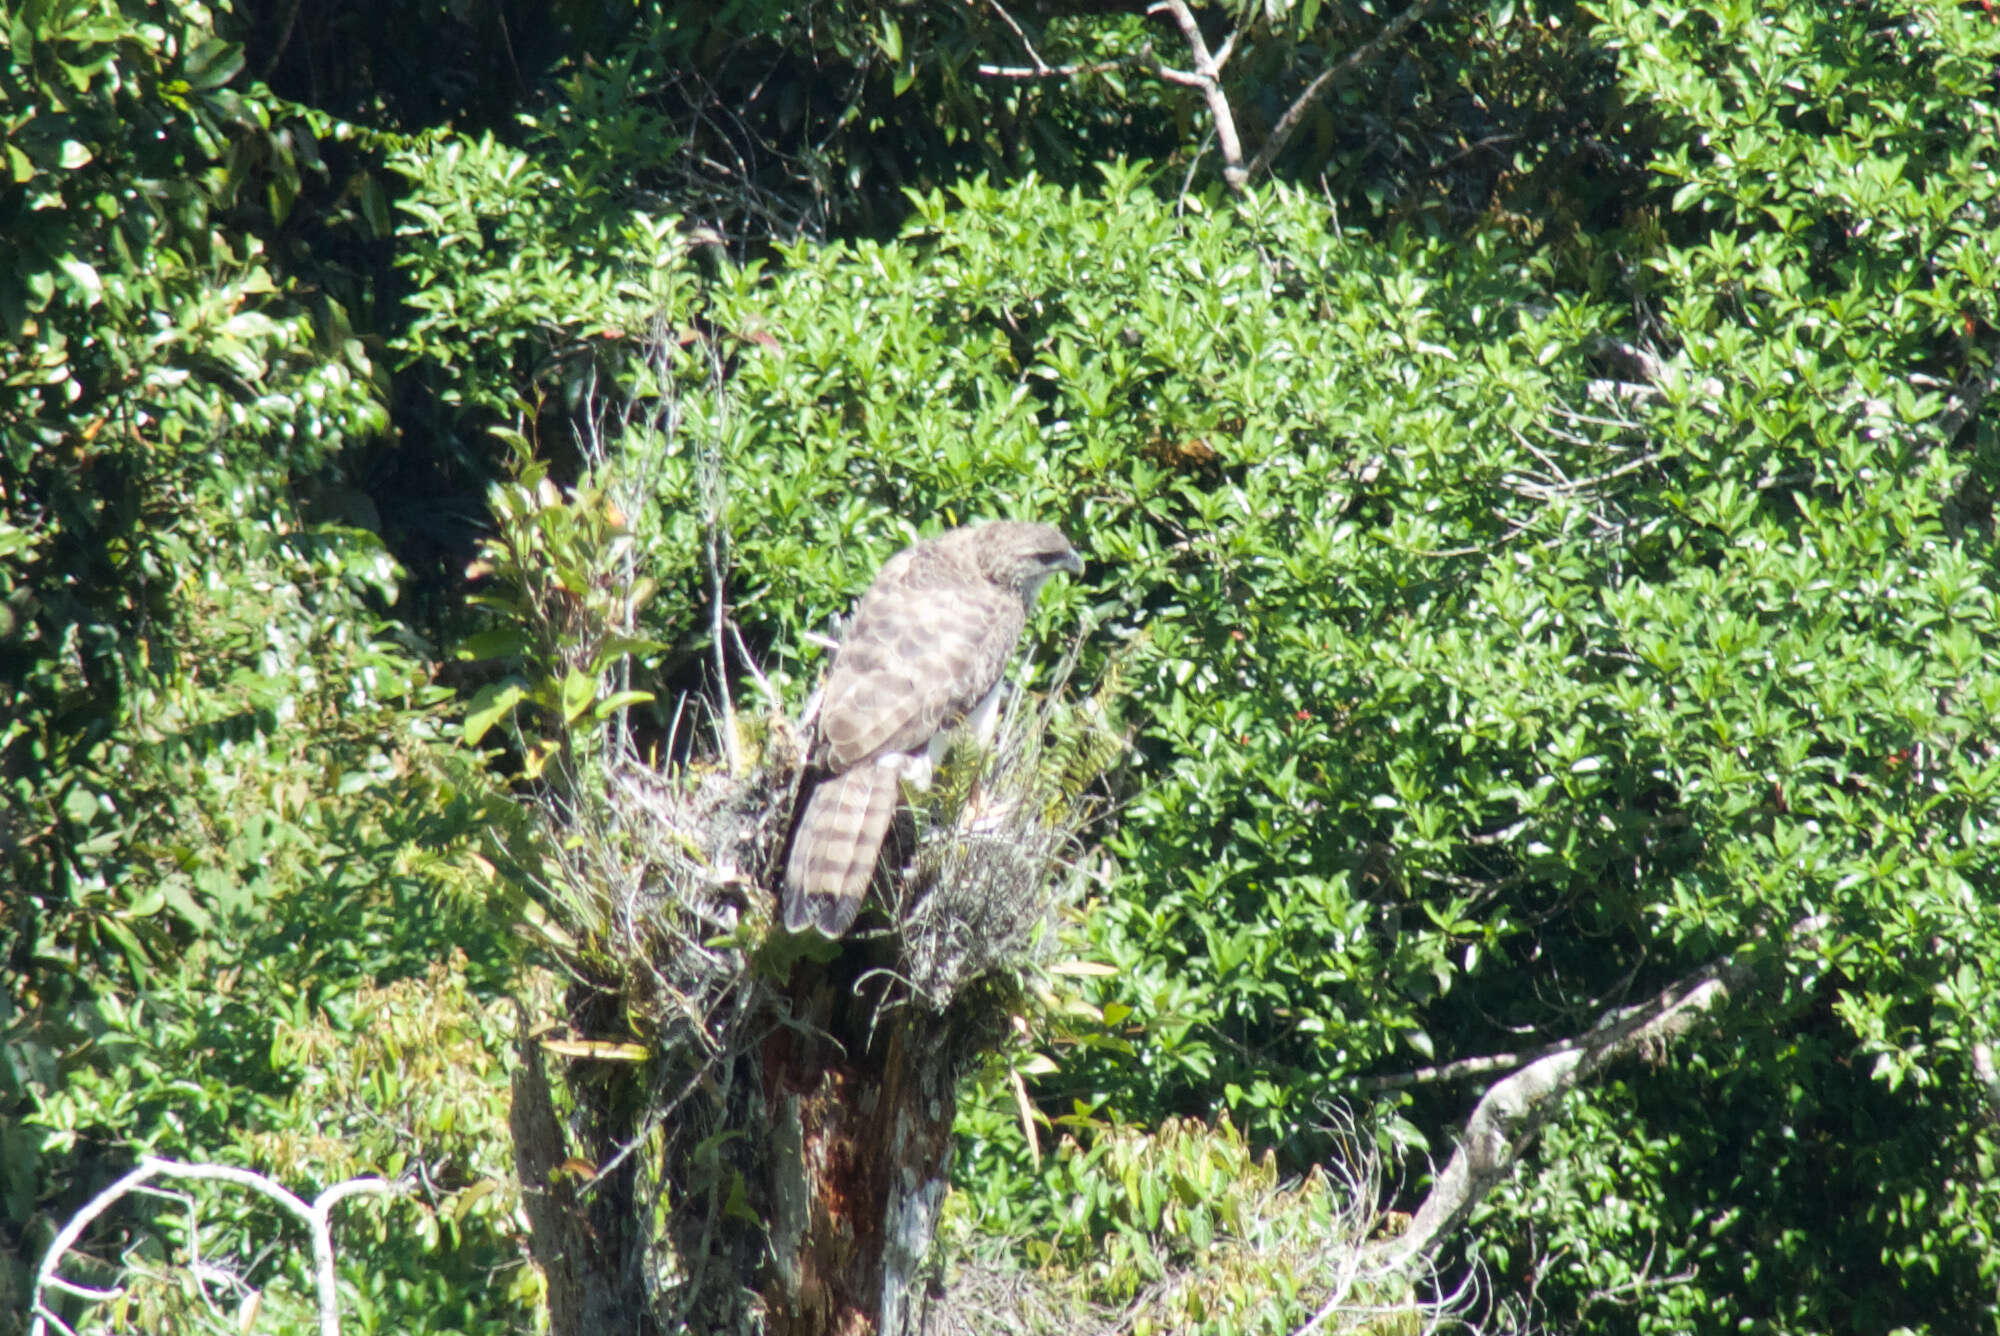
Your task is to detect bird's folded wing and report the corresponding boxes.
[819,574,1023,769]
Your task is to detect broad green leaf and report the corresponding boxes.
[463,681,527,744]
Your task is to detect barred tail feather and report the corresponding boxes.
[783,765,900,936]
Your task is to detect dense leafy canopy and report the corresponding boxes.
[6,0,1999,1332]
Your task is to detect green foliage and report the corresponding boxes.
[455,438,664,781]
[1445,3,2000,1327]
[6,490,538,1332]
[35,952,539,1336]
[940,1110,1424,1334]
[481,0,1180,237]
[2,4,532,1331]
[3,0,386,966]
[14,0,2000,1330]
[390,126,688,423]
[628,167,1633,1150]
[1481,1044,2000,1334]
[2,461,537,1330]
[426,123,1995,1330]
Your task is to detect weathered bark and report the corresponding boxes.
[511,1009,660,1336]
[508,688,1082,1336]
[763,979,968,1336]
[514,958,978,1336]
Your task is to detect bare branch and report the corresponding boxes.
[984,0,1052,74]
[694,338,743,777]
[1974,1040,2000,1126]
[31,1157,398,1336]
[1371,916,1828,1271]
[725,615,781,715]
[1149,0,1247,188]
[41,1277,121,1303]
[1244,0,1445,184]
[977,60,1122,79]
[1359,1049,1528,1092]
[1579,1230,1699,1312]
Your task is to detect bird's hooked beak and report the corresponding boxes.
[1025,546,1083,604]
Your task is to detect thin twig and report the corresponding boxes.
[725,616,780,714]
[1359,1050,1528,1092]
[1580,1231,1700,1311]
[983,0,1051,74]
[1245,0,1445,184]
[707,532,742,775]
[695,337,743,776]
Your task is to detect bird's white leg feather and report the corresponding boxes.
[964,677,1007,748]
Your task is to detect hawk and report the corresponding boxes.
[782,521,1085,936]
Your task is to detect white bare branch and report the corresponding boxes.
[1974,1040,2000,1125]
[1149,0,1247,189]
[30,1157,399,1336]
[976,60,1122,80]
[1371,917,1828,1272]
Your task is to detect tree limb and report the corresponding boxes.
[1369,917,1827,1271]
[1243,0,1445,184]
[30,1157,398,1336]
[1149,0,1247,188]
[1359,1049,1528,1092]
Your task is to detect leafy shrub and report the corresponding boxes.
[2,6,533,1331]
[406,106,2000,1320]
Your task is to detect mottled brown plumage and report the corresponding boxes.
[782,521,1085,936]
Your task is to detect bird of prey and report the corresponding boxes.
[782,520,1085,936]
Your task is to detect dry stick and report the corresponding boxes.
[695,338,742,776]
[1369,916,1828,1274]
[1244,0,1445,184]
[984,0,1052,74]
[725,615,780,714]
[1358,1048,1530,1093]
[30,1158,397,1336]
[977,60,1122,80]
[706,525,742,775]
[1151,0,1247,188]
[1974,1040,2000,1125]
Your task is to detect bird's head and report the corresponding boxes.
[963,520,1085,602]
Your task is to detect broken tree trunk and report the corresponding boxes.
[764,981,972,1335]
[509,711,1087,1336]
